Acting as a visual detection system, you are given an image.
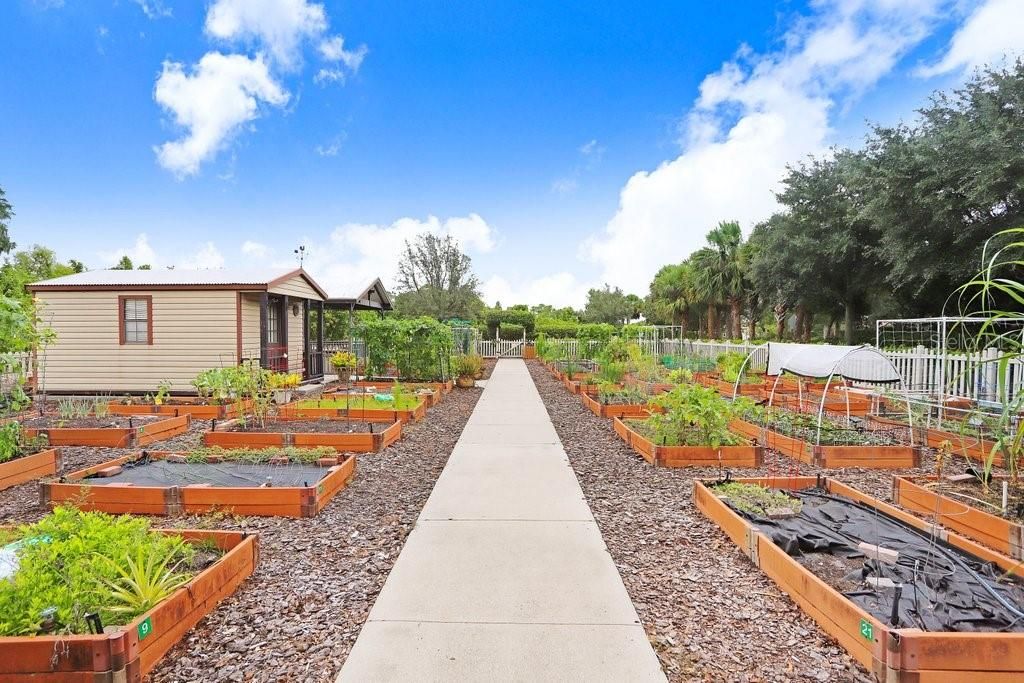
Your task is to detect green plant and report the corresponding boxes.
[596,382,649,405]
[91,395,110,419]
[596,361,626,385]
[0,507,198,636]
[183,445,336,464]
[451,354,482,378]
[330,350,357,373]
[97,547,190,616]
[637,383,744,447]
[56,397,92,420]
[709,481,802,517]
[666,368,694,384]
[150,379,172,406]
[0,422,48,463]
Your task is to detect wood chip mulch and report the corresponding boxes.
[0,388,482,683]
[527,360,879,683]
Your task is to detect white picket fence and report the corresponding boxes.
[521,337,1023,404]
[475,338,526,357]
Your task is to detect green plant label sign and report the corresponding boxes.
[317,483,325,495]
[859,619,873,641]
[138,617,153,640]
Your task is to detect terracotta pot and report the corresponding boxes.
[456,375,476,388]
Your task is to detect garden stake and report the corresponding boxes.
[889,584,903,627]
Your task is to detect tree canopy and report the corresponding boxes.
[393,233,484,320]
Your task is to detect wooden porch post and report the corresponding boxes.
[259,292,269,369]
[318,300,325,377]
[303,299,311,379]
[281,295,289,372]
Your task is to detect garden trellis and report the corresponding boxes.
[876,317,1024,408]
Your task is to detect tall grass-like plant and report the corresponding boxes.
[97,547,191,616]
[953,227,1024,488]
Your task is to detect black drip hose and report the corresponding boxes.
[798,489,1024,622]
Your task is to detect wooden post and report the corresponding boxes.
[318,300,325,378]
[281,295,289,373]
[259,292,269,369]
[303,299,311,379]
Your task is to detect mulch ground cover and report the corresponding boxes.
[0,387,481,683]
[527,360,883,683]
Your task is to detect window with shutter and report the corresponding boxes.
[119,296,152,345]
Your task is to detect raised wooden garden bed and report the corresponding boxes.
[768,392,872,417]
[22,414,191,448]
[728,417,920,469]
[0,448,61,491]
[561,374,597,394]
[346,380,446,406]
[108,399,253,420]
[694,476,1024,682]
[41,451,356,518]
[623,375,674,394]
[871,415,1002,466]
[580,391,652,419]
[280,398,426,424]
[353,378,453,394]
[613,417,762,468]
[202,418,402,453]
[709,377,763,398]
[0,528,256,682]
[893,475,1024,561]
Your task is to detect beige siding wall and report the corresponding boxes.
[34,289,240,393]
[269,274,324,301]
[240,292,261,362]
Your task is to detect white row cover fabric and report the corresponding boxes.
[765,342,902,383]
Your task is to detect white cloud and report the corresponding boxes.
[241,240,270,259]
[205,0,327,68]
[314,132,345,156]
[917,0,1024,76]
[181,242,226,269]
[551,177,579,195]
[584,0,944,294]
[153,52,289,178]
[99,233,158,268]
[314,37,368,85]
[319,35,368,71]
[551,138,605,195]
[278,214,497,297]
[132,0,172,20]
[482,272,593,309]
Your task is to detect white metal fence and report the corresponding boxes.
[521,336,1023,404]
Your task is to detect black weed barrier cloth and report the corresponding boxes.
[732,487,1024,632]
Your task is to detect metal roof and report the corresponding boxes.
[28,267,300,288]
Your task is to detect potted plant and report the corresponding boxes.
[330,350,357,380]
[452,354,482,388]
[269,372,301,405]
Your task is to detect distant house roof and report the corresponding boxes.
[325,278,393,312]
[27,267,331,299]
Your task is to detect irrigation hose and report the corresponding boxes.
[799,489,1024,622]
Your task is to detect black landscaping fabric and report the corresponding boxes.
[731,486,1024,632]
[85,460,330,488]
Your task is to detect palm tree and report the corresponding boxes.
[690,247,722,338]
[694,221,747,339]
[649,262,694,334]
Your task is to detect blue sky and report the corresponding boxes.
[2,0,1022,306]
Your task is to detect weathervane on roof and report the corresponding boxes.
[294,245,305,267]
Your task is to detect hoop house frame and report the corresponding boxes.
[733,342,915,447]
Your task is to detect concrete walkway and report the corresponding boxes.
[338,359,665,682]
